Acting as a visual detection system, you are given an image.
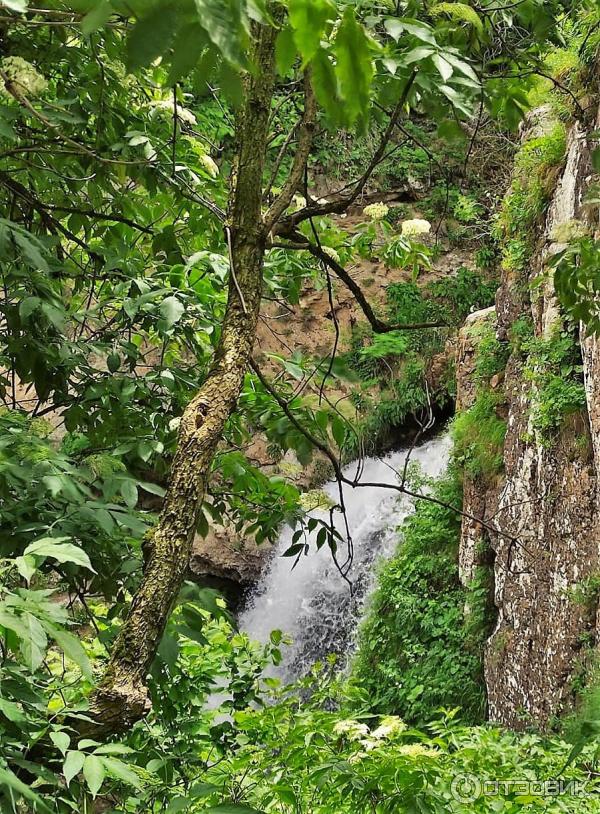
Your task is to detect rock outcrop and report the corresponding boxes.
[457,115,600,728]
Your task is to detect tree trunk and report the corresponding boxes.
[87,23,279,733]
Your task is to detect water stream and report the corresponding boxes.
[239,433,452,682]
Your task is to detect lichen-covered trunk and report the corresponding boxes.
[88,24,278,733]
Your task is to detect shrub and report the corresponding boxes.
[453,193,483,224]
[495,123,567,274]
[472,323,510,381]
[452,391,507,480]
[522,330,587,440]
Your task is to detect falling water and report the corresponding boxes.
[239,432,452,682]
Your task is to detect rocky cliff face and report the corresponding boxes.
[457,113,600,728]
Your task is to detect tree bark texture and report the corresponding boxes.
[87,23,279,733]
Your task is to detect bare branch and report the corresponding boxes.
[250,360,533,558]
[272,71,417,236]
[278,233,447,332]
[264,70,317,233]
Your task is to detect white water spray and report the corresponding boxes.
[239,433,452,682]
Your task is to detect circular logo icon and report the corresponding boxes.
[451,773,482,804]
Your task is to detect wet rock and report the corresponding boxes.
[457,115,600,729]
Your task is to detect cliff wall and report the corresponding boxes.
[457,111,600,728]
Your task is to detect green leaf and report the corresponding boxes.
[81,0,112,35]
[50,730,71,755]
[9,222,49,271]
[100,756,143,789]
[206,806,265,814]
[385,17,436,44]
[77,739,101,749]
[160,295,185,328]
[83,753,105,797]
[14,554,37,583]
[139,480,166,497]
[275,26,297,76]
[331,416,346,448]
[0,697,26,722]
[194,0,249,68]
[247,0,271,23]
[20,612,47,671]
[107,351,121,373]
[402,45,435,64]
[19,296,41,319]
[288,0,335,63]
[126,5,178,71]
[120,478,138,508]
[311,50,339,126]
[432,52,453,82]
[24,537,96,573]
[0,608,30,642]
[93,744,134,755]
[63,750,86,786]
[443,51,479,84]
[167,22,208,84]
[0,766,51,812]
[333,7,373,130]
[47,625,93,678]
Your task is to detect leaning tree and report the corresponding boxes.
[0,0,568,732]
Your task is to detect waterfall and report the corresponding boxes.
[239,432,452,682]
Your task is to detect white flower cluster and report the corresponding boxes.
[299,489,334,512]
[293,194,307,211]
[0,56,47,99]
[550,219,589,243]
[321,246,340,264]
[363,202,389,221]
[401,218,431,237]
[332,719,369,740]
[397,743,439,758]
[333,715,409,751]
[370,715,407,740]
[199,154,219,178]
[149,99,197,126]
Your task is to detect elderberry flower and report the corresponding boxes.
[299,489,334,512]
[370,715,407,740]
[332,719,370,740]
[363,202,389,221]
[150,98,197,126]
[398,743,439,758]
[199,154,219,178]
[401,218,431,237]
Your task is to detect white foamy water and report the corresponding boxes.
[239,433,452,682]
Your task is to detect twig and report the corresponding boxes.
[281,234,447,332]
[273,71,418,236]
[250,360,534,558]
[225,226,248,314]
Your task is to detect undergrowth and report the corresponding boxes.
[522,328,587,443]
[348,465,491,726]
[345,269,498,455]
[495,123,567,275]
